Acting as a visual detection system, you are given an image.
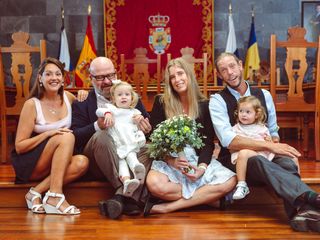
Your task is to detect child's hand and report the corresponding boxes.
[264,134,272,142]
[104,113,114,127]
[272,136,280,143]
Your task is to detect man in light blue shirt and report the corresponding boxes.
[209,52,320,232]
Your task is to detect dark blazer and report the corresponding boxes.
[150,95,215,165]
[71,90,149,154]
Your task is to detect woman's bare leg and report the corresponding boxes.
[146,170,183,201]
[151,176,237,214]
[146,169,237,214]
[27,133,88,211]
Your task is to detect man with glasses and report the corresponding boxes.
[71,57,152,219]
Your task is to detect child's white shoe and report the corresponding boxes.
[123,179,140,197]
[232,184,250,200]
[133,163,145,182]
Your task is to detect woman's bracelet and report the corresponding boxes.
[104,111,112,116]
[198,165,207,171]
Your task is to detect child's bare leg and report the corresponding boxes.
[236,149,258,181]
[233,149,258,200]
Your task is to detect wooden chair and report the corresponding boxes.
[0,31,47,163]
[167,47,208,97]
[270,27,320,161]
[120,47,161,111]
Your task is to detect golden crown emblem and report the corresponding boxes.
[148,13,170,27]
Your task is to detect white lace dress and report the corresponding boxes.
[96,104,146,159]
[151,145,235,199]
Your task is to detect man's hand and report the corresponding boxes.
[132,114,144,125]
[270,142,301,158]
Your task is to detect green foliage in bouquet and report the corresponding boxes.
[149,115,205,159]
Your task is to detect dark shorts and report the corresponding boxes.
[11,138,49,184]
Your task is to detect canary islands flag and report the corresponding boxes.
[75,15,97,87]
[244,16,260,80]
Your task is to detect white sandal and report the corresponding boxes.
[42,191,80,215]
[25,188,45,214]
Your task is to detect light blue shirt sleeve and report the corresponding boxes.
[209,93,237,148]
[209,84,279,148]
[262,89,280,138]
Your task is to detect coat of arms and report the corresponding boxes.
[148,13,171,54]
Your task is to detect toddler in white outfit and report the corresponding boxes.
[96,81,146,197]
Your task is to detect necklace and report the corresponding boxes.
[48,108,60,115]
[41,97,62,115]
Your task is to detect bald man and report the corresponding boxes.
[71,57,152,219]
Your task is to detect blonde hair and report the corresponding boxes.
[161,57,206,119]
[110,81,138,108]
[235,96,266,124]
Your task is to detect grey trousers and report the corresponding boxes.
[221,155,312,218]
[83,131,151,202]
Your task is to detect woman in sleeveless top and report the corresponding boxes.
[12,57,89,215]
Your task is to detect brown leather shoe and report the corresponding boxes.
[290,209,320,232]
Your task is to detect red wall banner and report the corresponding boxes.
[104,0,214,83]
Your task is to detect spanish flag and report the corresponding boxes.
[244,14,260,80]
[75,8,97,87]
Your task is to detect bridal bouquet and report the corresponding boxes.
[149,115,205,160]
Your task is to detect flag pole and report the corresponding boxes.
[61,6,64,20]
[88,4,91,15]
[251,5,254,21]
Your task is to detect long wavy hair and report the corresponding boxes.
[28,57,65,104]
[161,57,206,119]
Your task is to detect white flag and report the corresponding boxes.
[59,27,71,71]
[225,13,238,54]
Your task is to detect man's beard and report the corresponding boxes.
[93,83,111,99]
[227,75,243,89]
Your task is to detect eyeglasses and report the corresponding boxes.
[91,72,116,81]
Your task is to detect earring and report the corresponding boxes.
[61,81,64,87]
[39,81,43,87]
